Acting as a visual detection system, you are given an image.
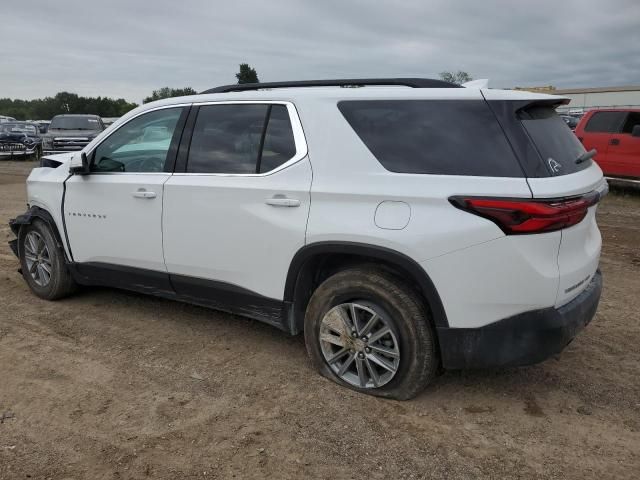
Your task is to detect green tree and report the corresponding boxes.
[235,63,259,84]
[439,71,473,85]
[143,87,197,104]
[0,93,138,120]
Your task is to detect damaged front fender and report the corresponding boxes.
[8,206,66,260]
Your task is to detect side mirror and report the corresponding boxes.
[69,152,90,175]
[632,125,640,137]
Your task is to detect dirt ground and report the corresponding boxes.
[0,161,638,480]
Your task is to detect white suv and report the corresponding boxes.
[9,79,605,399]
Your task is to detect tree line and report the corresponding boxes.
[1,65,472,121]
[0,92,138,121]
[1,63,260,121]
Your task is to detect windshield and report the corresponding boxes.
[50,116,102,130]
[0,123,38,135]
[519,106,589,176]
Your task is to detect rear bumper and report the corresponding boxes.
[438,270,602,369]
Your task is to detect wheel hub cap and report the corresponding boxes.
[24,231,52,287]
[319,302,400,389]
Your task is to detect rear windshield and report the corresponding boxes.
[50,116,102,130]
[519,106,589,176]
[338,100,523,177]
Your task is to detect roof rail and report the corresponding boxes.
[201,78,461,94]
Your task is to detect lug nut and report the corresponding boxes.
[358,352,365,359]
[365,347,371,353]
[351,331,358,338]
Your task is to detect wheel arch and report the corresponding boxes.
[284,242,449,335]
[9,206,69,261]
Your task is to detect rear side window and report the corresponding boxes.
[519,106,589,176]
[337,100,523,177]
[187,104,297,174]
[621,112,640,134]
[584,111,626,133]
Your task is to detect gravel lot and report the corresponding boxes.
[1,161,639,479]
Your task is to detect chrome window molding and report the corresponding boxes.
[175,100,308,178]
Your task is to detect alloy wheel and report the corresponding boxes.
[24,231,52,287]
[319,302,400,388]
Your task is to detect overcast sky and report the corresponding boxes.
[2,0,639,103]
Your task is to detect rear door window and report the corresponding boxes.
[519,106,590,176]
[187,104,297,174]
[338,100,523,177]
[584,111,626,133]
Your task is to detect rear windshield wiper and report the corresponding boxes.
[575,149,597,165]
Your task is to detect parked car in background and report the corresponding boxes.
[0,115,17,123]
[0,122,42,160]
[575,109,640,179]
[560,114,580,130]
[102,117,119,128]
[32,120,51,134]
[41,114,105,155]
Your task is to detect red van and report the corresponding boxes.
[575,109,640,179]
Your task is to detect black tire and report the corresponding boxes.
[31,146,41,163]
[18,219,77,300]
[304,266,438,400]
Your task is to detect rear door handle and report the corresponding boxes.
[132,189,156,199]
[609,138,620,146]
[265,196,300,207]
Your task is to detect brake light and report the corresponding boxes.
[449,192,600,234]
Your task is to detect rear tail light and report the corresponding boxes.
[449,191,601,234]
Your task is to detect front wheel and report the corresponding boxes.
[19,219,77,300]
[304,267,438,400]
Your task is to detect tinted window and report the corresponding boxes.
[584,111,625,133]
[188,104,297,174]
[92,107,182,172]
[621,112,640,134]
[258,105,297,173]
[338,100,523,177]
[519,106,588,176]
[50,116,102,130]
[188,105,267,174]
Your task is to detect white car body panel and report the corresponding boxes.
[64,173,170,271]
[163,158,312,299]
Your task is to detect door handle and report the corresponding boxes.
[265,196,300,207]
[609,138,620,146]
[132,189,157,199]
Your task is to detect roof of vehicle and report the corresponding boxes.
[582,108,640,113]
[52,114,102,118]
[202,78,460,93]
[110,79,570,132]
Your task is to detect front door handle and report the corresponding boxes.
[265,196,300,207]
[609,138,620,146]
[132,189,156,199]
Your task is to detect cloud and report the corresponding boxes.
[2,0,639,102]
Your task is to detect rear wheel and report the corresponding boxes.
[19,219,77,300]
[304,267,438,400]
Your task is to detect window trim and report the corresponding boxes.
[85,103,191,175]
[177,100,308,177]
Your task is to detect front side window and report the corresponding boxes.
[92,107,183,172]
[584,111,626,133]
[187,104,297,174]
